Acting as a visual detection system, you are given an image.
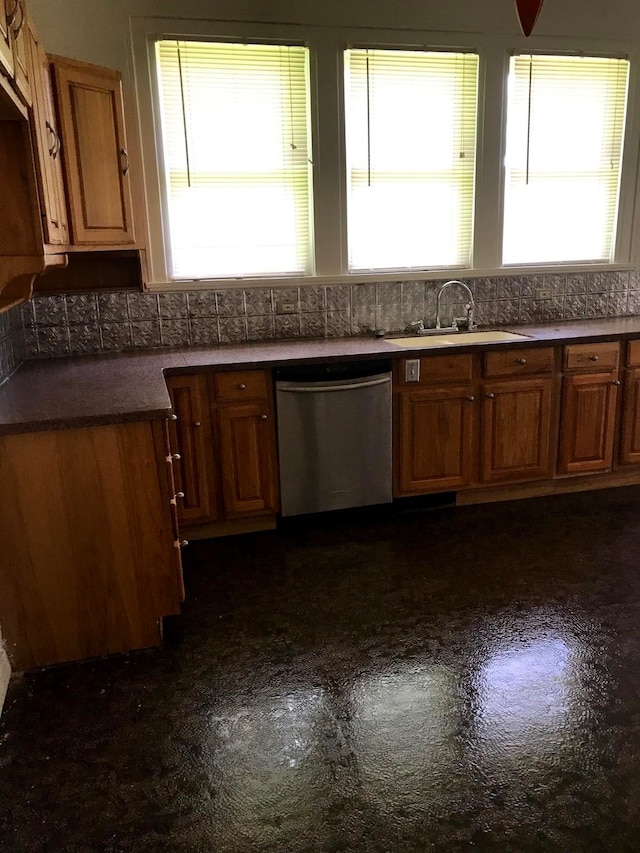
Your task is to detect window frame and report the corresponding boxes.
[130,17,640,290]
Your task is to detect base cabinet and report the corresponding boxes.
[165,369,279,536]
[480,377,554,484]
[558,343,620,476]
[395,349,556,496]
[0,421,183,671]
[397,385,475,493]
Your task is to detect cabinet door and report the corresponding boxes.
[621,368,640,466]
[396,385,476,495]
[481,377,553,484]
[166,374,217,526]
[558,373,618,475]
[217,402,278,517]
[28,30,68,245]
[51,56,134,244]
[0,0,14,80]
[10,1,30,104]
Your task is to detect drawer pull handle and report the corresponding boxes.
[238,383,247,390]
[467,395,475,402]
[516,357,527,365]
[590,355,599,361]
[169,414,178,421]
[120,147,130,176]
[612,379,621,386]
[486,392,495,399]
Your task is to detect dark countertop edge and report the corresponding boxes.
[4,317,640,436]
[0,406,172,437]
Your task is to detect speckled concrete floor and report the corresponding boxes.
[3,487,640,852]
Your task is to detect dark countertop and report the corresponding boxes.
[3,316,640,435]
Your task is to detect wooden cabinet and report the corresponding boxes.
[558,343,620,476]
[165,369,279,537]
[480,377,554,484]
[397,385,475,493]
[0,420,183,670]
[10,0,30,105]
[0,0,14,80]
[395,354,476,495]
[166,373,218,526]
[50,54,135,245]
[395,347,556,496]
[28,27,68,245]
[217,401,278,516]
[480,346,555,485]
[621,341,640,466]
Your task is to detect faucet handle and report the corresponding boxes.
[408,320,425,333]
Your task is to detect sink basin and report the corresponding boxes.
[386,330,530,348]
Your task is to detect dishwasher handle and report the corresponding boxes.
[277,375,391,394]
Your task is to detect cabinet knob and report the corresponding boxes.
[238,383,247,390]
[175,491,185,499]
[169,414,178,421]
[171,453,181,461]
[260,414,268,420]
[467,395,475,402]
[180,540,189,548]
[486,392,495,399]
[193,421,201,427]
[516,357,527,365]
[590,355,599,361]
[612,379,621,386]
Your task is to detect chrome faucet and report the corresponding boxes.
[436,280,476,331]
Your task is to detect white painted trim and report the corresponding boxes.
[0,644,11,718]
[129,15,640,287]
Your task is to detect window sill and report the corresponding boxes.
[144,262,636,292]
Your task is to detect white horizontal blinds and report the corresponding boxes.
[156,41,312,279]
[503,54,629,265]
[345,49,479,271]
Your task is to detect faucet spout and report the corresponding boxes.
[435,280,477,331]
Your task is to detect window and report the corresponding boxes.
[503,54,629,265]
[156,40,312,279]
[344,48,479,272]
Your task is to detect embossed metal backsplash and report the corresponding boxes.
[0,305,26,383]
[19,271,640,358]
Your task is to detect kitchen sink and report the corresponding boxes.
[386,330,530,348]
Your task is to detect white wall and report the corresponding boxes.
[27,0,640,282]
[28,0,640,65]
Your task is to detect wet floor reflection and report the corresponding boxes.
[207,685,331,849]
[349,664,463,814]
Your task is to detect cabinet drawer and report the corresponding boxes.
[628,339,640,367]
[398,354,474,385]
[214,370,269,402]
[484,347,554,378]
[563,342,619,373]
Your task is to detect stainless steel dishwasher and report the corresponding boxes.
[275,360,393,517]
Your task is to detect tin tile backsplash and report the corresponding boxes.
[17,270,640,358]
[0,304,25,384]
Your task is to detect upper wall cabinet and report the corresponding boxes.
[10,0,31,105]
[0,1,15,81]
[49,55,135,246]
[28,28,67,245]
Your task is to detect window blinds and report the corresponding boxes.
[503,54,629,265]
[345,49,479,271]
[156,41,312,279]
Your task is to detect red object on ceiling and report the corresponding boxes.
[515,0,545,36]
